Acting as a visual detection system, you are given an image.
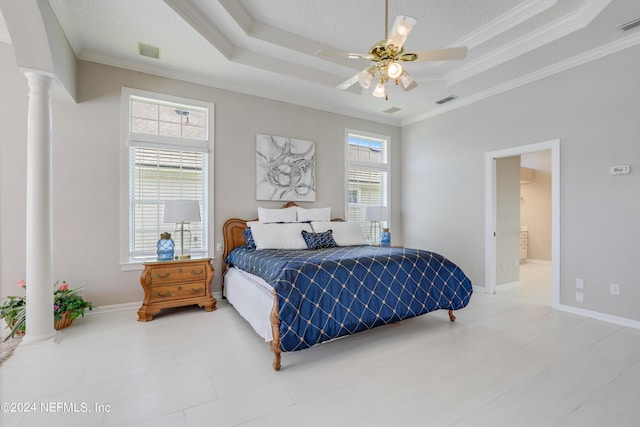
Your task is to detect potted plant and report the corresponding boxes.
[53,281,93,329]
[0,280,27,340]
[1,280,93,341]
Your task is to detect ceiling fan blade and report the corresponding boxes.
[315,49,373,61]
[337,69,366,90]
[410,47,468,62]
[385,15,417,49]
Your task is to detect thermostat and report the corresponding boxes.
[610,165,630,175]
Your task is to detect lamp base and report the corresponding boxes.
[177,255,191,260]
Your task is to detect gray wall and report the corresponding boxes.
[0,42,401,305]
[401,44,640,321]
[495,156,521,285]
[521,151,552,261]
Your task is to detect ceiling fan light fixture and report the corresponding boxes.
[386,15,417,49]
[387,61,403,79]
[358,70,374,89]
[397,19,412,36]
[398,71,414,89]
[372,82,386,98]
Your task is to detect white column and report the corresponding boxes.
[24,71,56,342]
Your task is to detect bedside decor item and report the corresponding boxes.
[256,134,316,201]
[1,280,93,341]
[380,228,391,247]
[157,232,175,260]
[364,205,387,243]
[163,200,201,259]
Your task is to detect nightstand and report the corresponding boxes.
[137,258,217,321]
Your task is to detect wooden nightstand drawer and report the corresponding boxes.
[138,258,216,321]
[150,265,207,285]
[150,283,206,302]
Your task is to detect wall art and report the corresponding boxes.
[256,134,316,201]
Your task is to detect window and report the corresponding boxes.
[346,131,389,243]
[121,88,213,264]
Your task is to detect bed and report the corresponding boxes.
[222,206,473,370]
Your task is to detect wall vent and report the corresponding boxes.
[138,42,160,59]
[618,17,640,32]
[435,95,457,105]
[383,107,401,114]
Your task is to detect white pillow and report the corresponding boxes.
[257,206,297,223]
[297,207,331,222]
[249,222,312,250]
[310,221,368,246]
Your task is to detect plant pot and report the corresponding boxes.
[54,312,73,330]
[7,320,25,336]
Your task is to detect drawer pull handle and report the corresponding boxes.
[191,269,204,275]
[155,291,171,297]
[190,287,204,293]
[155,272,170,279]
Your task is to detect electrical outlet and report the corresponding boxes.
[576,291,584,303]
[610,283,620,295]
[576,278,584,289]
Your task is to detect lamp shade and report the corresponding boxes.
[363,205,387,222]
[163,200,201,223]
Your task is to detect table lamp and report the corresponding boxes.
[163,200,201,259]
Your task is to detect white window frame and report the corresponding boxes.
[345,129,391,242]
[120,87,215,268]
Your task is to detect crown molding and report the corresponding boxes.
[451,0,557,50]
[402,31,640,126]
[76,51,401,126]
[163,0,233,59]
[447,0,613,86]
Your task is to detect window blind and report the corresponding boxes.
[129,146,207,260]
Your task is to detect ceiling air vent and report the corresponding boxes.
[138,42,160,59]
[383,107,401,114]
[435,95,458,105]
[618,17,640,32]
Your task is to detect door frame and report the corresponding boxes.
[484,139,560,308]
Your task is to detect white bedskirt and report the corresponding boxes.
[224,267,275,342]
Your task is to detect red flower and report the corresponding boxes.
[17,280,26,288]
[58,282,69,291]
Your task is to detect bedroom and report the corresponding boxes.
[1,1,640,426]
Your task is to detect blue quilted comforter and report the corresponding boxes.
[226,245,472,352]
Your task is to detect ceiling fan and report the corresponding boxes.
[318,0,468,100]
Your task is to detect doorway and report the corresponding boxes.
[484,140,560,308]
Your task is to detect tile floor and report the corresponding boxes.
[2,263,640,427]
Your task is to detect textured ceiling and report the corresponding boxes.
[3,0,640,125]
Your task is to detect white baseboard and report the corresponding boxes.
[556,303,640,330]
[496,281,521,290]
[86,291,224,315]
[87,302,140,315]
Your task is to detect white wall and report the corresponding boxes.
[401,44,640,321]
[0,43,401,306]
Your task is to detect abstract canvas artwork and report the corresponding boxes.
[256,134,316,201]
